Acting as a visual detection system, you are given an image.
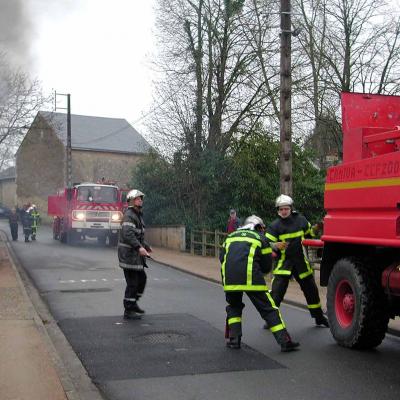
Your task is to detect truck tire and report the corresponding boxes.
[327,257,389,349]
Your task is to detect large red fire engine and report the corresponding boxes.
[304,92,400,349]
[48,182,128,246]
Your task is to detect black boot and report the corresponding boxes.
[131,302,145,314]
[226,336,241,349]
[273,329,300,353]
[315,315,329,327]
[124,310,142,320]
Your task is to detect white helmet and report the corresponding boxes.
[275,194,293,208]
[126,189,145,200]
[242,215,266,230]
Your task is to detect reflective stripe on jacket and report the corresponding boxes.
[266,212,315,279]
[220,229,272,291]
[117,206,149,270]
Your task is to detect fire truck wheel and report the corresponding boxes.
[327,257,389,349]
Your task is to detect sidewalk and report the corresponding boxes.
[0,231,104,400]
[0,232,69,400]
[1,232,399,400]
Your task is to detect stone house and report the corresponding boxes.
[16,111,151,221]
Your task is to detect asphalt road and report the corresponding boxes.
[4,222,400,400]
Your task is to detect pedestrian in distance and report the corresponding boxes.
[264,194,329,329]
[118,189,152,320]
[226,209,240,234]
[220,215,300,352]
[21,204,33,243]
[8,207,19,241]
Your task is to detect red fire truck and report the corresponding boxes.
[48,182,128,246]
[304,92,400,349]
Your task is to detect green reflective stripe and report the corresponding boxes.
[270,323,285,333]
[279,230,304,240]
[265,232,277,242]
[224,284,269,291]
[298,253,313,280]
[228,317,242,325]
[307,303,322,309]
[273,269,292,276]
[221,242,232,285]
[235,230,262,239]
[299,269,313,279]
[247,244,257,285]
[273,250,290,275]
[266,291,285,328]
[226,237,262,247]
[261,247,272,255]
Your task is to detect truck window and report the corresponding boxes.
[77,186,118,203]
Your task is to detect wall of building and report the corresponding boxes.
[146,225,186,251]
[16,117,65,218]
[0,180,17,207]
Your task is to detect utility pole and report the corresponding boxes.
[280,0,292,196]
[55,92,72,189]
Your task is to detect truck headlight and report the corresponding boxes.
[72,210,86,221]
[111,212,123,222]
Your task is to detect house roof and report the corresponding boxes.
[0,166,16,181]
[38,111,151,154]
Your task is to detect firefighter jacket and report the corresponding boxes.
[30,209,40,229]
[220,229,273,292]
[266,212,316,280]
[118,206,150,270]
[21,210,33,229]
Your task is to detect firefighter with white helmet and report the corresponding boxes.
[118,189,152,319]
[220,215,300,352]
[264,194,329,328]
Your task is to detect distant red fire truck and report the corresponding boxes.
[48,182,128,245]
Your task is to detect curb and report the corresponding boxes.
[1,230,105,400]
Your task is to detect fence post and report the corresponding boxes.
[202,230,206,256]
[215,230,219,258]
[190,230,194,255]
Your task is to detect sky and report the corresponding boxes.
[1,0,157,136]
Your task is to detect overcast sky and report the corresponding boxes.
[1,0,157,135]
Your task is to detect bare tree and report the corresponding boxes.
[0,53,49,169]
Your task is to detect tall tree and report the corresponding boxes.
[0,53,49,169]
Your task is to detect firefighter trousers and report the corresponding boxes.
[123,269,147,311]
[225,291,285,339]
[271,270,324,319]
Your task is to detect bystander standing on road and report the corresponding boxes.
[118,189,152,320]
[220,214,300,352]
[8,207,19,241]
[226,209,240,233]
[264,194,329,328]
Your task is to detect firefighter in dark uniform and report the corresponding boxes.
[265,194,329,328]
[220,215,300,352]
[21,204,33,242]
[118,189,152,319]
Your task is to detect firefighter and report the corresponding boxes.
[264,194,329,328]
[118,189,152,319]
[220,215,300,352]
[29,204,41,241]
[21,204,33,242]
